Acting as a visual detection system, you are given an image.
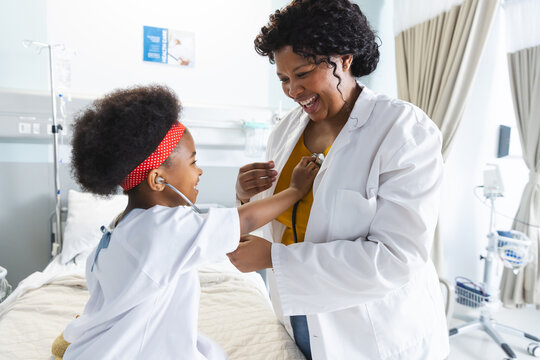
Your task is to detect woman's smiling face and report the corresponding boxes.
[275,46,352,123]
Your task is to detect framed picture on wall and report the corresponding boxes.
[143,26,195,68]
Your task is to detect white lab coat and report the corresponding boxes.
[63,206,239,360]
[254,85,449,359]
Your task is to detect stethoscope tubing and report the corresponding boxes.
[165,183,202,213]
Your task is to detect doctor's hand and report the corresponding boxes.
[227,235,272,272]
[290,156,319,198]
[236,161,277,204]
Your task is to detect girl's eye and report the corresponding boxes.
[297,72,307,78]
[279,78,289,83]
[192,160,197,165]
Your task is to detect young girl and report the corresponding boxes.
[62,85,318,359]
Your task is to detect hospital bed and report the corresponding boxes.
[0,190,304,360]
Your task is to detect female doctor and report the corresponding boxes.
[227,0,449,359]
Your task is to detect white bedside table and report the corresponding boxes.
[0,266,12,303]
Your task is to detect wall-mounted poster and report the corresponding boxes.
[167,30,195,67]
[143,26,167,63]
[143,26,195,67]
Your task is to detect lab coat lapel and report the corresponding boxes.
[312,83,374,195]
[312,129,350,194]
[269,112,310,195]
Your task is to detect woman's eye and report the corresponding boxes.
[192,160,198,165]
[279,78,289,83]
[297,72,307,78]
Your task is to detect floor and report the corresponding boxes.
[449,304,540,360]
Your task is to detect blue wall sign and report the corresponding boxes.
[143,26,168,63]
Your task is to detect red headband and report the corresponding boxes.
[121,122,185,191]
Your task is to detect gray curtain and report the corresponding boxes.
[500,44,540,308]
[395,0,498,274]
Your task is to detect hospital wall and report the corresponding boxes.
[0,0,392,286]
[0,0,530,292]
[0,0,275,286]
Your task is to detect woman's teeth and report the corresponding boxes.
[299,95,317,107]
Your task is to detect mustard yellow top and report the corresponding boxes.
[274,133,331,245]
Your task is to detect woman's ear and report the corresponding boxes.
[147,169,166,192]
[341,54,354,72]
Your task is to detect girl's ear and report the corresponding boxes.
[147,169,166,192]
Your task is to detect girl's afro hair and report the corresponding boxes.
[71,84,182,196]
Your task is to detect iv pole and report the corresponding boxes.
[23,40,65,257]
[449,176,539,359]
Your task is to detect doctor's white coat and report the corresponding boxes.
[255,85,449,359]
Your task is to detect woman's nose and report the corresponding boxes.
[287,80,303,98]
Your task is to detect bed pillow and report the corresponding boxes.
[60,189,128,264]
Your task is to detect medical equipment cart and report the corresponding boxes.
[449,165,539,359]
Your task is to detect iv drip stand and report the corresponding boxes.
[448,193,540,359]
[23,41,65,256]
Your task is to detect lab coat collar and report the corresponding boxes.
[272,83,376,194]
[345,82,377,131]
[315,83,375,178]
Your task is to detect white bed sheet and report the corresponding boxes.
[0,252,304,360]
[0,251,88,319]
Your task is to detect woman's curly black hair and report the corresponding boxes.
[71,85,182,196]
[255,0,379,81]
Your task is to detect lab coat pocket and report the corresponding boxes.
[330,189,376,241]
[366,278,436,359]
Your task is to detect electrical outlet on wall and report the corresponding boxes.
[18,122,31,134]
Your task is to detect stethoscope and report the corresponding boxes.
[91,177,202,272]
[292,153,324,243]
[156,176,202,214]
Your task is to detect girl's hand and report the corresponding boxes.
[227,235,272,272]
[290,156,319,198]
[235,161,277,203]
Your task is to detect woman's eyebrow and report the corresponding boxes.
[277,63,313,76]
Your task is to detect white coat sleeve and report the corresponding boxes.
[127,207,240,284]
[271,123,444,316]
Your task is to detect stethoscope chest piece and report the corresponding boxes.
[312,153,325,168]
